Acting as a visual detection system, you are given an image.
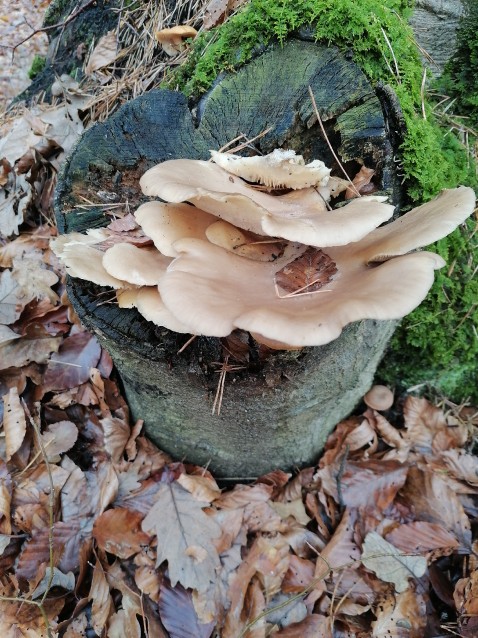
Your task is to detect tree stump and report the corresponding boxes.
[55,39,401,478]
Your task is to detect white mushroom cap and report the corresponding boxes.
[158,238,444,346]
[209,149,331,189]
[51,233,127,288]
[355,186,476,263]
[140,159,394,247]
[134,201,216,257]
[102,243,171,286]
[135,287,191,333]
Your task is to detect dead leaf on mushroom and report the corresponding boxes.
[275,247,337,295]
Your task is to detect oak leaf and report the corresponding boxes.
[141,481,221,593]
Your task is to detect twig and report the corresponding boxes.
[10,0,97,58]
[308,87,361,197]
[420,68,427,120]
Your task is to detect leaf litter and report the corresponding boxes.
[1,3,478,637]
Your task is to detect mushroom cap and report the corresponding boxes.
[51,233,127,289]
[140,159,394,247]
[158,238,444,346]
[102,243,171,286]
[355,186,476,263]
[134,286,191,334]
[155,26,197,56]
[364,385,394,410]
[205,220,287,261]
[209,149,331,189]
[134,201,216,257]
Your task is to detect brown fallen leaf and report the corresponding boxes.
[0,332,62,370]
[372,587,427,637]
[345,166,376,199]
[0,461,12,535]
[275,247,337,295]
[93,508,150,559]
[203,0,248,29]
[142,481,221,593]
[273,614,332,637]
[39,420,78,462]
[386,521,459,558]
[85,31,118,75]
[177,472,222,503]
[2,387,26,461]
[42,330,101,392]
[404,395,468,453]
[89,555,113,636]
[159,579,215,638]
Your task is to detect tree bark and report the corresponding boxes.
[56,39,401,478]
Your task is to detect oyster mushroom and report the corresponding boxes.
[209,149,331,189]
[140,159,394,247]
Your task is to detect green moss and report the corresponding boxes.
[165,0,478,401]
[28,55,46,80]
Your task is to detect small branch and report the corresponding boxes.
[308,87,361,197]
[10,0,97,58]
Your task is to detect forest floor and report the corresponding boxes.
[1,2,478,637]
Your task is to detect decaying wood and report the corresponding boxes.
[56,39,401,478]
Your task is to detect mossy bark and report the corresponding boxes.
[56,39,402,478]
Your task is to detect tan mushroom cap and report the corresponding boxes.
[355,186,476,263]
[155,26,197,56]
[134,287,191,333]
[140,159,394,247]
[102,243,171,286]
[51,234,127,289]
[364,385,394,410]
[205,220,287,261]
[134,201,216,257]
[116,288,140,308]
[158,238,444,346]
[209,149,331,189]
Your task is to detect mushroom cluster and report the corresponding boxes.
[53,150,475,349]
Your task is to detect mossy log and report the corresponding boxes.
[56,39,401,478]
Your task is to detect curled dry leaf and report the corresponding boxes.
[85,30,118,75]
[345,165,376,199]
[89,558,113,636]
[177,473,222,503]
[273,614,332,637]
[0,461,12,535]
[361,532,427,593]
[101,415,130,463]
[404,395,468,453]
[2,387,26,461]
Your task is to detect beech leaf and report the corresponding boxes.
[158,580,215,638]
[85,31,118,74]
[275,246,337,294]
[141,482,221,592]
[2,387,26,461]
[361,532,427,593]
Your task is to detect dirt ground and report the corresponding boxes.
[0,0,50,112]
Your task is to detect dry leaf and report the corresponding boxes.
[11,255,59,304]
[93,508,150,559]
[158,579,215,638]
[0,333,62,370]
[85,31,118,75]
[203,0,247,29]
[274,614,332,637]
[40,420,78,461]
[89,558,113,635]
[345,166,376,199]
[275,247,337,294]
[386,521,459,557]
[101,415,130,463]
[142,481,221,592]
[177,473,222,502]
[372,587,427,637]
[42,331,101,392]
[0,268,35,324]
[270,498,311,525]
[361,532,427,593]
[0,461,12,535]
[2,387,26,461]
